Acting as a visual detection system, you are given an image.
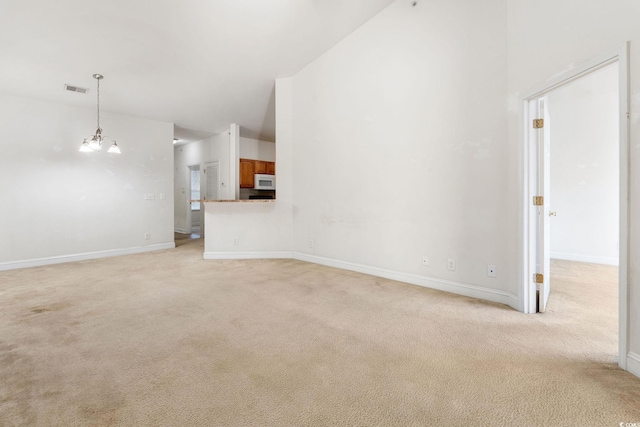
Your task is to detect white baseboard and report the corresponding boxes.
[174,227,188,234]
[0,243,176,271]
[201,250,518,310]
[627,352,640,378]
[203,251,294,260]
[293,253,520,311]
[550,251,618,266]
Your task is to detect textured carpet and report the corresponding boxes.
[1,238,639,426]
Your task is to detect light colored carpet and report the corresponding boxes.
[1,239,639,426]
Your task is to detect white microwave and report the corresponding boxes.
[254,174,276,190]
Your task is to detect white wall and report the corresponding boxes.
[0,93,174,269]
[548,64,619,265]
[203,79,294,257]
[205,0,514,304]
[239,137,275,162]
[173,132,231,232]
[506,0,640,374]
[199,0,640,376]
[289,0,513,303]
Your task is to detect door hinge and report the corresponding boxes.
[533,118,544,129]
[534,273,544,284]
[533,196,544,206]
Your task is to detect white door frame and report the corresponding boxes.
[202,160,220,237]
[519,43,630,370]
[186,163,201,234]
[528,96,552,313]
[203,160,220,201]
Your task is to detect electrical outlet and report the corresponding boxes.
[447,259,456,271]
[144,233,150,240]
[309,239,314,249]
[487,265,497,278]
[233,237,238,245]
[422,256,429,266]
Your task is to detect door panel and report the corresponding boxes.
[204,162,219,200]
[240,159,255,188]
[537,98,552,312]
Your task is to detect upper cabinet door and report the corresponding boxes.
[239,159,255,188]
[255,161,267,174]
[266,162,275,175]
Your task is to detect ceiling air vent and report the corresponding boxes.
[64,84,88,94]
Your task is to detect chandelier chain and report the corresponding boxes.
[96,77,100,129]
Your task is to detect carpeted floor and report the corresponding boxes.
[1,238,639,426]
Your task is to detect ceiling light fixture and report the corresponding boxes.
[79,74,120,154]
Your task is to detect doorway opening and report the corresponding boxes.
[520,43,629,371]
[187,164,202,238]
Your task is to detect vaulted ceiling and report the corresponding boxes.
[0,0,394,142]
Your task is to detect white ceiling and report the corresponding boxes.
[0,0,395,143]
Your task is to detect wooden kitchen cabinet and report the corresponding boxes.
[239,158,255,188]
[255,161,267,174]
[254,161,275,175]
[239,158,275,188]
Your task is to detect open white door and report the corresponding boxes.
[521,44,629,371]
[202,161,219,236]
[186,164,201,234]
[536,98,552,312]
[203,161,219,200]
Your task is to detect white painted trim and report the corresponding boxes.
[203,251,293,260]
[174,227,189,234]
[186,163,200,234]
[294,253,520,311]
[522,44,623,99]
[627,352,640,378]
[0,243,176,271]
[201,251,519,309]
[519,42,630,371]
[550,252,619,266]
[618,42,630,372]
[229,124,240,200]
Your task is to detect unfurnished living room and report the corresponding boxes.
[1,0,640,426]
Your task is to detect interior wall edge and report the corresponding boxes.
[550,252,619,266]
[0,243,176,272]
[203,251,294,260]
[294,253,520,311]
[627,352,640,378]
[201,251,520,311]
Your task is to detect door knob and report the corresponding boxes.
[549,211,557,217]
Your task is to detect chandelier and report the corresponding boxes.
[79,74,120,153]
